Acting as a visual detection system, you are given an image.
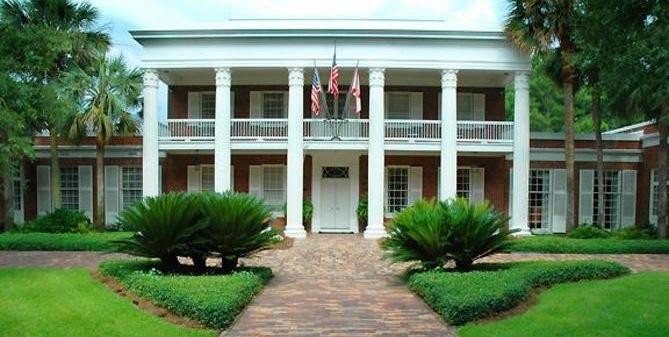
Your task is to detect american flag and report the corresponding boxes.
[311,68,322,115]
[327,49,339,97]
[350,68,362,114]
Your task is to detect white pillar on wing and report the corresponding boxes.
[142,69,160,197]
[512,71,531,234]
[364,68,386,239]
[439,69,458,200]
[285,67,306,238]
[214,67,232,193]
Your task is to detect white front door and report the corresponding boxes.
[320,167,352,232]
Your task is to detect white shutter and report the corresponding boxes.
[249,91,262,118]
[620,170,637,228]
[282,91,289,118]
[551,169,567,233]
[470,168,485,203]
[508,168,513,216]
[249,165,263,198]
[579,170,594,225]
[437,93,442,120]
[472,93,485,121]
[410,92,423,120]
[36,165,51,215]
[384,167,389,213]
[457,93,471,120]
[649,170,657,225]
[78,166,93,220]
[383,93,390,118]
[230,165,235,192]
[105,166,120,224]
[281,165,287,203]
[187,165,201,192]
[158,164,162,194]
[409,167,423,205]
[188,92,201,118]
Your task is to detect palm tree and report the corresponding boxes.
[64,54,142,229]
[505,0,579,230]
[0,0,110,210]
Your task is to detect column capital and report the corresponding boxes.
[514,71,530,90]
[142,69,159,88]
[368,68,385,87]
[441,69,458,88]
[215,67,231,87]
[287,67,304,86]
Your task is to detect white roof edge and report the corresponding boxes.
[602,120,655,134]
[531,132,643,141]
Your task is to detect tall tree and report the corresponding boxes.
[0,0,109,211]
[63,54,141,229]
[505,0,579,230]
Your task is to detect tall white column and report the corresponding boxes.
[285,67,306,238]
[512,71,531,234]
[214,68,232,193]
[365,68,386,239]
[142,69,160,197]
[440,69,458,200]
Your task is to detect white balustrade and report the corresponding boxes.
[304,119,369,141]
[231,118,288,141]
[457,121,514,143]
[384,120,441,141]
[160,119,215,141]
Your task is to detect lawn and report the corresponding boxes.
[0,232,132,251]
[0,268,215,337]
[507,235,669,254]
[459,272,669,337]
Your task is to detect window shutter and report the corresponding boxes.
[230,165,235,192]
[78,166,93,220]
[282,91,289,118]
[649,170,657,225]
[579,170,594,225]
[249,165,263,199]
[158,164,162,194]
[281,165,287,203]
[104,166,120,225]
[383,93,390,118]
[188,92,201,118]
[457,93,471,120]
[508,168,513,216]
[410,92,423,120]
[230,91,236,116]
[409,167,423,206]
[620,170,637,228]
[551,169,567,233]
[437,93,442,120]
[36,165,51,215]
[187,165,201,192]
[472,93,485,121]
[470,168,485,203]
[249,91,262,118]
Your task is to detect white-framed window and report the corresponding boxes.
[201,165,215,192]
[60,167,79,211]
[456,168,471,199]
[120,166,142,210]
[187,165,235,193]
[592,171,621,230]
[262,92,286,118]
[385,92,423,120]
[649,169,668,225]
[579,170,636,230]
[200,92,216,118]
[529,169,551,230]
[457,93,485,120]
[262,166,286,211]
[386,167,409,213]
[187,91,235,118]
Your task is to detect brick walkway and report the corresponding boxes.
[0,251,128,268]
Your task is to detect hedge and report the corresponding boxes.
[506,236,669,254]
[408,260,630,325]
[99,260,272,329]
[0,232,133,251]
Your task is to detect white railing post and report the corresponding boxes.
[512,71,531,234]
[285,68,306,238]
[365,68,387,239]
[440,69,458,200]
[142,69,160,197]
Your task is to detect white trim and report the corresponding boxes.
[603,120,655,135]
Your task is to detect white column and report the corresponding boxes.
[285,67,306,238]
[440,69,458,200]
[214,68,232,193]
[512,71,531,234]
[142,69,160,197]
[365,68,386,239]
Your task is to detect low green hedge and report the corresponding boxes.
[99,260,272,329]
[507,236,669,254]
[0,232,133,251]
[408,260,630,325]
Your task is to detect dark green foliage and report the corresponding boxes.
[357,195,368,225]
[611,227,655,240]
[507,236,669,254]
[567,225,610,239]
[408,260,630,325]
[0,232,132,251]
[19,208,93,233]
[100,260,272,329]
[282,198,314,222]
[382,198,512,271]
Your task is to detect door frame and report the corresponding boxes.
[311,151,360,233]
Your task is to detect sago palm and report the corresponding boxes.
[64,54,142,229]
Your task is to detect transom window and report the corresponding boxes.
[263,93,285,118]
[200,93,216,119]
[386,93,411,119]
[592,171,621,230]
[529,170,551,230]
[61,167,79,211]
[322,167,349,179]
[387,168,409,213]
[201,166,215,192]
[263,166,285,211]
[456,169,471,199]
[121,167,142,210]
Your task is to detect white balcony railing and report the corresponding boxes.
[304,119,369,141]
[385,120,441,141]
[159,119,215,141]
[231,118,288,141]
[457,121,514,143]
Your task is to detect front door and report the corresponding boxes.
[320,167,351,232]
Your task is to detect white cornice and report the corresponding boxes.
[530,132,643,142]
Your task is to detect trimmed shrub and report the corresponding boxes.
[567,225,610,239]
[611,227,654,240]
[357,195,368,229]
[507,236,669,254]
[408,260,630,325]
[20,208,93,233]
[100,260,272,329]
[0,232,132,251]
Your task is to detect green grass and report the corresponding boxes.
[100,260,272,329]
[507,236,669,254]
[0,232,132,251]
[0,268,215,337]
[408,260,630,325]
[459,272,669,337]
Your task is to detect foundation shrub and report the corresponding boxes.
[567,225,610,239]
[19,208,93,233]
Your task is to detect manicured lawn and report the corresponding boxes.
[459,272,669,337]
[0,268,215,337]
[0,232,132,251]
[408,260,629,325]
[507,235,669,254]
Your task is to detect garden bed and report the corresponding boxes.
[408,260,630,325]
[506,236,669,254]
[0,232,133,251]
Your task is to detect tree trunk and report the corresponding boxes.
[49,130,61,210]
[591,84,606,229]
[563,72,576,231]
[657,124,668,239]
[95,142,106,230]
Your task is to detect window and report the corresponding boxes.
[528,170,551,230]
[121,167,142,210]
[592,171,621,230]
[650,170,668,223]
[201,166,215,192]
[386,93,411,119]
[325,94,348,117]
[61,167,79,211]
[263,93,285,118]
[456,168,471,199]
[322,167,349,179]
[200,92,216,118]
[263,166,285,211]
[456,93,485,120]
[387,167,409,213]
